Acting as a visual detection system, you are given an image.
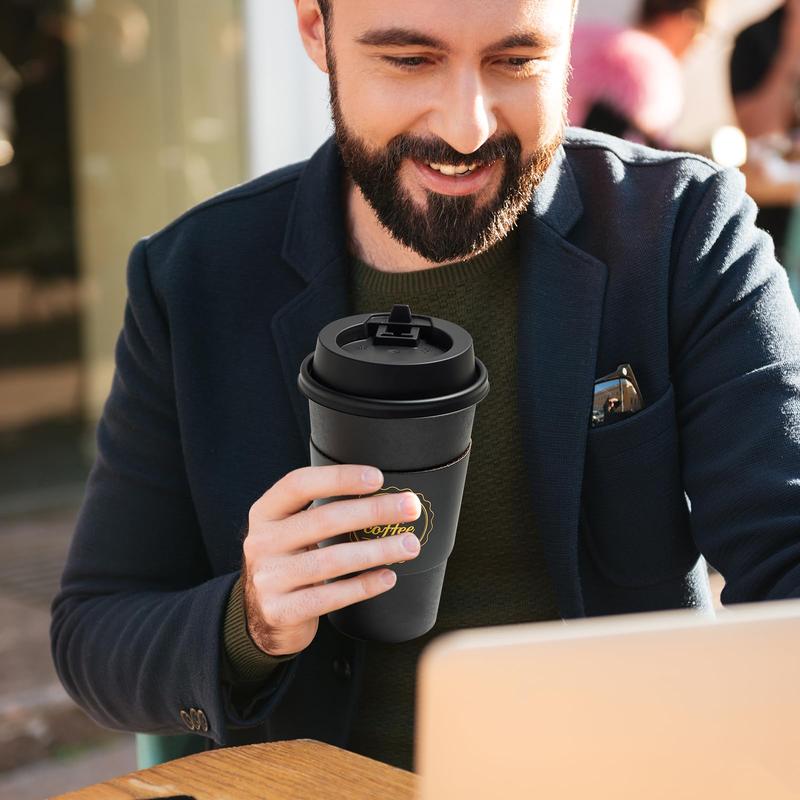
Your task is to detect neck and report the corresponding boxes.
[345,177,458,273]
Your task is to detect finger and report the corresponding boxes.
[274,489,421,553]
[271,569,400,627]
[281,533,421,590]
[252,464,385,522]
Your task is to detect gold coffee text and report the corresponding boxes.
[361,523,416,537]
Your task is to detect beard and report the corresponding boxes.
[328,67,566,264]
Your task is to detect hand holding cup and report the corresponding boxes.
[242,464,421,656]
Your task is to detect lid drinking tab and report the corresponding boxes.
[365,304,436,348]
[297,304,490,416]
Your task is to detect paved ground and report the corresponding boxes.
[0,505,134,796]
[0,508,78,712]
[0,739,135,800]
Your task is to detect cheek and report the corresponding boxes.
[502,75,566,148]
[335,64,425,147]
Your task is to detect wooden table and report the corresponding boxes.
[54,739,418,800]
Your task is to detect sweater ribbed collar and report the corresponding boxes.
[349,226,520,294]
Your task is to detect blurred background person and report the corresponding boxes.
[731,1,800,140]
[730,0,800,261]
[569,0,711,147]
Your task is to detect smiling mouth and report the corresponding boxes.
[424,160,493,177]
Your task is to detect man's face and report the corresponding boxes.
[320,0,574,263]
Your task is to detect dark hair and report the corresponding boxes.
[639,0,710,24]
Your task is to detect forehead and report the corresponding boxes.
[333,0,573,47]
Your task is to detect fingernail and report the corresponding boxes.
[402,534,420,553]
[362,467,383,487]
[381,570,397,587]
[401,494,420,516]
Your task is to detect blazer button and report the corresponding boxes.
[197,708,209,732]
[332,657,351,680]
[180,709,194,730]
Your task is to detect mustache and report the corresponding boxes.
[383,133,522,168]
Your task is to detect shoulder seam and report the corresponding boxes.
[563,138,719,174]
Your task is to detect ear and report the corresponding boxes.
[295,0,329,74]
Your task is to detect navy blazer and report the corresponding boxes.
[51,130,800,748]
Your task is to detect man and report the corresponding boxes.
[52,0,800,774]
[569,0,710,146]
[730,0,800,258]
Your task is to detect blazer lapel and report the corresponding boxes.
[272,139,350,450]
[517,148,608,618]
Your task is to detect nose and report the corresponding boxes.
[427,68,497,156]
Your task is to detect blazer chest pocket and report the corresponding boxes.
[581,383,698,587]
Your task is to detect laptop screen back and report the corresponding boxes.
[415,600,800,799]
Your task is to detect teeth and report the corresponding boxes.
[427,162,480,176]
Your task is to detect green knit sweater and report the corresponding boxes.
[222,229,560,771]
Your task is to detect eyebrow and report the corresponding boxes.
[355,28,556,54]
[489,33,555,53]
[356,27,447,50]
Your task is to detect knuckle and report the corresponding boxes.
[316,500,351,538]
[283,592,310,628]
[262,524,283,551]
[263,597,298,629]
[287,466,314,497]
[296,547,324,583]
[279,508,302,538]
[247,501,263,530]
[304,501,328,529]
[373,496,391,520]
[322,499,351,528]
[356,539,380,567]
[293,592,317,624]
[383,536,403,560]
[335,464,353,494]
[385,492,404,514]
[355,541,379,570]
[253,551,292,592]
[261,555,284,582]
[242,532,257,563]
[260,597,284,628]
[292,504,321,539]
[357,571,376,600]
[254,470,300,516]
[339,463,363,493]
[244,524,277,558]
[249,564,275,600]
[334,545,364,582]
[326,544,352,576]
[320,502,364,541]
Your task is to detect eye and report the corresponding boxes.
[382,55,430,70]
[501,57,537,73]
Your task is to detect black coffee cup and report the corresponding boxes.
[297,304,489,642]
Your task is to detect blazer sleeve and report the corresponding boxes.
[50,239,297,745]
[670,166,800,604]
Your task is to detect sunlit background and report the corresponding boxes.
[0,0,788,796]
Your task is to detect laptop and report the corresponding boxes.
[415,599,800,799]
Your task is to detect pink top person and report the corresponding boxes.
[568,24,684,145]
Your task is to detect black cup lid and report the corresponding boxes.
[297,304,489,418]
